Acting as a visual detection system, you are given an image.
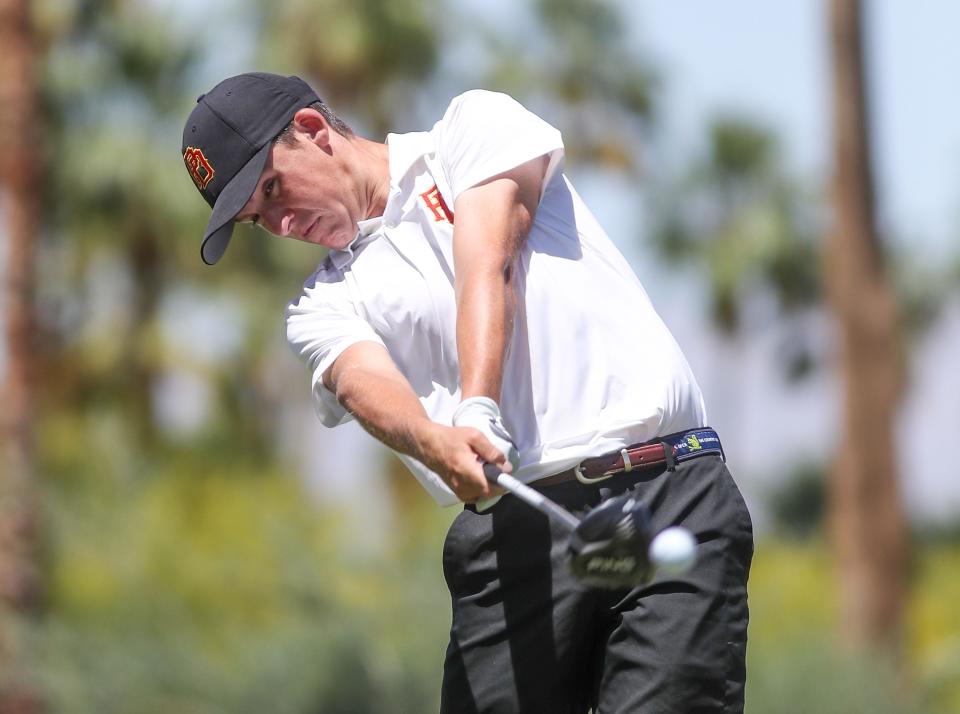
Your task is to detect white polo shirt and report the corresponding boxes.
[286,90,707,506]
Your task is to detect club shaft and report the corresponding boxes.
[485,467,581,531]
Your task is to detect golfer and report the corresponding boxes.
[181,72,754,713]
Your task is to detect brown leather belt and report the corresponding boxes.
[535,441,676,488]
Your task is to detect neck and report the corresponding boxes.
[351,137,391,219]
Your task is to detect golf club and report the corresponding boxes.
[483,464,697,588]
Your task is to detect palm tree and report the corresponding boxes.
[826,0,907,653]
[647,0,909,660]
[0,0,44,709]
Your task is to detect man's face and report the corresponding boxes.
[235,129,358,251]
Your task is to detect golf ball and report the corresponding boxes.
[649,527,697,576]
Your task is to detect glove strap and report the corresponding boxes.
[452,396,501,425]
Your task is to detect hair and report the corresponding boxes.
[274,100,353,147]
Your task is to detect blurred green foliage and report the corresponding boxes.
[481,0,656,171]
[17,480,960,714]
[747,540,960,714]
[31,431,456,714]
[651,116,822,341]
[254,0,443,137]
[767,462,827,539]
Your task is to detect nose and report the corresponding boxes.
[263,205,295,237]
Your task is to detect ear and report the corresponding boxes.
[291,107,331,149]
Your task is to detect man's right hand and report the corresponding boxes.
[449,396,519,508]
[417,421,511,503]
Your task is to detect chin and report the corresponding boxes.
[327,232,355,251]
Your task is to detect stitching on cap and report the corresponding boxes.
[204,101,257,151]
[204,78,317,148]
[204,76,281,148]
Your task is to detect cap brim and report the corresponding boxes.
[200,142,273,265]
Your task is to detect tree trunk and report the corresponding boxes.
[0,0,44,710]
[826,0,908,654]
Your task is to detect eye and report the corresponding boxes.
[264,178,276,198]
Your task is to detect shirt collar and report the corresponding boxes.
[386,130,435,182]
[328,216,383,271]
[327,130,436,271]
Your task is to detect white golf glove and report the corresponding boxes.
[452,396,520,511]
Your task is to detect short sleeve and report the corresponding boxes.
[437,90,565,202]
[286,274,386,427]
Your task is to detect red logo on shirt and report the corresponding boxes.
[420,185,454,224]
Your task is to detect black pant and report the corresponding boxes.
[440,454,754,714]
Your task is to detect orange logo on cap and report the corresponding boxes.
[184,146,215,191]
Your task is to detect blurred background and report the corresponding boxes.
[1,0,959,711]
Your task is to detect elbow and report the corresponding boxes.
[333,362,374,415]
[333,368,358,411]
[323,360,353,410]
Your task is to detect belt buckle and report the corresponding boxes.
[574,448,633,485]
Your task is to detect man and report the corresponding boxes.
[182,72,753,713]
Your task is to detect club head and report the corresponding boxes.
[568,492,654,588]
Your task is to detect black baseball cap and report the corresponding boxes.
[181,72,320,265]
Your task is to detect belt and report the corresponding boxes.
[534,428,724,487]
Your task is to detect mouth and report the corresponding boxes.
[302,217,319,241]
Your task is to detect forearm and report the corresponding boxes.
[456,260,517,400]
[334,361,435,461]
[453,158,545,400]
[326,342,509,500]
